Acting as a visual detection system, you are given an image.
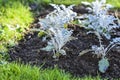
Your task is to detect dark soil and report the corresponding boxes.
[8,5,120,79]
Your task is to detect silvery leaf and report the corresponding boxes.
[60,5,66,10]
[92,45,98,51]
[111,37,120,43]
[104,33,111,39]
[50,4,60,11]
[98,58,109,73]
[59,49,66,55]
[68,4,75,9]
[42,36,47,41]
[41,45,54,51]
[81,1,91,6]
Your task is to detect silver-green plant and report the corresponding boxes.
[78,0,119,39]
[78,0,120,73]
[79,31,120,73]
[91,33,120,73]
[39,4,76,58]
[42,28,73,58]
[39,4,77,30]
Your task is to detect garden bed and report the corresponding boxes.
[8,5,120,79]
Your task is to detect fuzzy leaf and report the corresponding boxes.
[98,58,109,73]
[112,37,120,43]
[81,1,91,6]
[59,49,66,55]
[41,45,54,51]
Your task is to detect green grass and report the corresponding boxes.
[8,0,119,8]
[50,0,92,5]
[40,0,120,8]
[0,62,104,80]
[108,0,120,8]
[51,0,120,8]
[0,1,33,54]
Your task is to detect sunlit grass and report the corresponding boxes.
[0,1,33,53]
[108,0,120,8]
[43,0,120,8]
[11,0,120,8]
[0,62,105,80]
[50,0,92,5]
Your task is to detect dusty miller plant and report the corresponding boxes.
[78,0,119,39]
[78,0,120,73]
[92,36,120,73]
[41,28,73,58]
[39,4,76,58]
[79,31,120,73]
[39,4,77,30]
